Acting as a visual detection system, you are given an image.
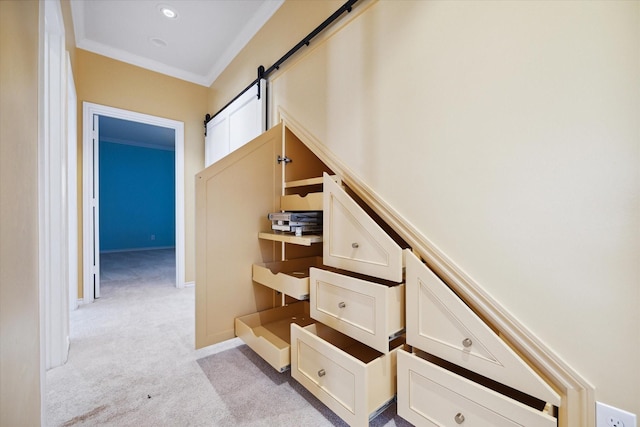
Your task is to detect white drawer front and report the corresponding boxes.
[397,350,556,427]
[405,250,560,407]
[323,173,403,282]
[310,267,404,353]
[296,333,357,412]
[291,323,397,427]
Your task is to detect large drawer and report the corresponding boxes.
[291,323,400,427]
[404,250,560,406]
[310,267,404,353]
[235,302,314,372]
[397,349,557,427]
[252,257,323,300]
[323,173,403,282]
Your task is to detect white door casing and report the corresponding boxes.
[66,52,78,311]
[83,113,100,301]
[41,0,69,370]
[82,102,186,302]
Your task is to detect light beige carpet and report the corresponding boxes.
[196,343,408,427]
[46,249,410,426]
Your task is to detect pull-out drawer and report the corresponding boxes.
[405,250,560,406]
[310,267,404,353]
[291,323,401,427]
[235,302,314,372]
[397,349,557,427]
[252,257,323,300]
[323,173,403,282]
[280,192,323,211]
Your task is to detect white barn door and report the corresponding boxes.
[205,79,266,167]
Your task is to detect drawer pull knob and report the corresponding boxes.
[455,413,465,424]
[462,338,473,348]
[352,242,359,248]
[338,302,346,308]
[318,369,326,377]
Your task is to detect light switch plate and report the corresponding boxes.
[596,401,637,427]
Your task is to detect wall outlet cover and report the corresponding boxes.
[596,402,637,427]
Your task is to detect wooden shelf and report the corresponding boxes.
[235,302,315,372]
[284,174,338,189]
[284,177,323,188]
[252,257,323,300]
[258,231,323,246]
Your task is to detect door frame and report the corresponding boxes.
[82,102,186,303]
[40,0,69,372]
[67,52,78,312]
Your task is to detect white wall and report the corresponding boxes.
[272,0,639,416]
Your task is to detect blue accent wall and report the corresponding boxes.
[99,142,175,252]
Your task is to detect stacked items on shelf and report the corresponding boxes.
[268,211,322,236]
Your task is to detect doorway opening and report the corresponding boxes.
[82,102,185,303]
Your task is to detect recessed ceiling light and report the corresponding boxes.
[150,37,168,47]
[158,5,178,19]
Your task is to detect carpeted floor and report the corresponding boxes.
[46,249,410,426]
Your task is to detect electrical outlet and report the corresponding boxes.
[597,402,637,427]
[151,234,155,241]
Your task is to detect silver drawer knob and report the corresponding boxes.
[462,338,473,348]
[455,413,465,424]
[318,369,326,377]
[338,302,346,308]
[351,242,359,248]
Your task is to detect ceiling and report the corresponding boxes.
[99,116,176,151]
[70,0,284,87]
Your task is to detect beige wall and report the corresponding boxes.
[208,0,343,114]
[75,49,209,296]
[216,0,640,418]
[0,1,43,425]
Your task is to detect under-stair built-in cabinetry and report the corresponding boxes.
[196,121,563,426]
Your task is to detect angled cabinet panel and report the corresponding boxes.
[195,124,283,349]
[323,173,403,282]
[405,250,561,406]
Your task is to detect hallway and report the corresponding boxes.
[46,249,239,426]
[45,249,406,426]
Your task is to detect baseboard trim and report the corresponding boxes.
[100,246,176,254]
[183,281,195,288]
